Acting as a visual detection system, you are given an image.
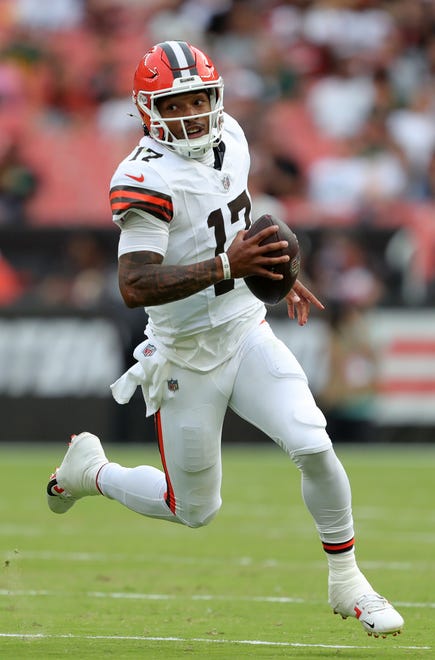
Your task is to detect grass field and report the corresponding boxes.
[0,441,434,658]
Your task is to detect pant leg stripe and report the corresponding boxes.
[154,410,176,514]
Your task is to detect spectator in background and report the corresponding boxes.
[407,148,435,201]
[307,110,408,217]
[303,1,394,59]
[248,127,306,225]
[217,67,265,141]
[63,233,115,308]
[387,84,435,191]
[248,147,288,223]
[0,251,24,306]
[306,54,376,141]
[264,1,331,96]
[13,0,84,31]
[319,301,379,444]
[0,137,38,225]
[30,232,119,309]
[0,57,29,133]
[309,232,384,309]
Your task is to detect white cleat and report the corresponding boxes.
[330,577,404,637]
[46,470,77,514]
[46,432,108,514]
[351,593,404,637]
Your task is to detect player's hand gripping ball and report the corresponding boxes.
[244,214,300,305]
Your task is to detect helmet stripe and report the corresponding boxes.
[159,41,198,78]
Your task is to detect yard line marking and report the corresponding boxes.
[0,589,302,604]
[2,550,422,571]
[0,633,430,650]
[0,588,433,609]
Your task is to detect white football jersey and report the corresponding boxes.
[110,113,266,370]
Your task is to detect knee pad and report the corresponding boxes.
[179,498,222,528]
[272,401,331,459]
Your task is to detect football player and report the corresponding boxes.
[46,40,403,638]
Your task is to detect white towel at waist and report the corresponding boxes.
[110,339,172,416]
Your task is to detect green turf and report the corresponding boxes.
[0,441,434,658]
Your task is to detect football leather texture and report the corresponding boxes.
[244,214,300,305]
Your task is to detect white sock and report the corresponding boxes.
[327,548,375,610]
[97,462,176,522]
[327,548,359,576]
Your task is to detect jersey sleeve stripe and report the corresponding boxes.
[110,185,173,223]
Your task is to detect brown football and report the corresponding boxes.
[244,214,300,305]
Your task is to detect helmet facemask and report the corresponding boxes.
[136,78,224,159]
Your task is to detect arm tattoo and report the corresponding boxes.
[118,251,222,307]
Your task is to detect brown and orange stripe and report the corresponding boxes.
[110,185,173,223]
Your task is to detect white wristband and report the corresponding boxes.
[219,252,232,280]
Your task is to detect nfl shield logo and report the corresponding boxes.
[142,344,156,357]
[167,379,179,392]
[222,175,230,191]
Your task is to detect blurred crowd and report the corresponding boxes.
[1,0,435,310]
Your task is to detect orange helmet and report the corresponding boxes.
[132,41,224,158]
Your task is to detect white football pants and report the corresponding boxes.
[99,322,355,544]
